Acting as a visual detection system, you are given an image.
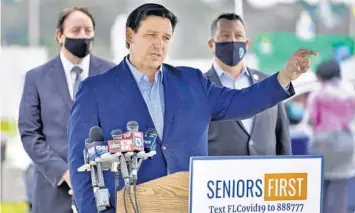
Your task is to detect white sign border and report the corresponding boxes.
[188,155,324,213]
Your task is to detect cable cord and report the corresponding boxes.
[124,186,138,213]
[123,188,129,213]
[114,172,120,209]
[133,181,140,213]
[128,186,138,213]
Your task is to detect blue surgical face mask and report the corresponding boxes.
[214,41,247,67]
[287,102,305,121]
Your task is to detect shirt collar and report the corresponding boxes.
[60,50,90,73]
[212,60,250,79]
[125,56,164,84]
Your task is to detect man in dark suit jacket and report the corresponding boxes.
[67,4,316,213]
[205,13,292,156]
[18,7,115,213]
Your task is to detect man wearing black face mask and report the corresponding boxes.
[205,13,292,157]
[18,7,115,213]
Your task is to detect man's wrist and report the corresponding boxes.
[277,71,291,88]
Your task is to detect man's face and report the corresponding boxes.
[56,10,95,45]
[126,16,172,70]
[208,19,249,55]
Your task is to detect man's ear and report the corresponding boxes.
[55,29,64,45]
[126,28,134,47]
[245,39,250,50]
[208,39,215,54]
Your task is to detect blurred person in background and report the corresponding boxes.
[18,7,115,213]
[307,59,355,213]
[205,13,291,156]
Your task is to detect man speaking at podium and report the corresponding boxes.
[68,3,316,213]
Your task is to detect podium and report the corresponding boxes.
[116,172,189,213]
[116,156,323,213]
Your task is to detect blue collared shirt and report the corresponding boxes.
[125,58,165,140]
[213,62,254,133]
[213,61,290,134]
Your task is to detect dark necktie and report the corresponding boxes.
[71,66,83,101]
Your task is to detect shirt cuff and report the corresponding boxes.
[283,83,291,95]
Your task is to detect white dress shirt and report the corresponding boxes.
[60,51,90,100]
[213,61,254,134]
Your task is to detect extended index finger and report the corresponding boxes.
[294,49,318,57]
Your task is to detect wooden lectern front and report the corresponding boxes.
[116,172,189,213]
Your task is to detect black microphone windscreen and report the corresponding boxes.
[89,126,104,141]
[127,121,139,131]
[111,129,123,137]
[147,128,157,135]
[85,138,92,144]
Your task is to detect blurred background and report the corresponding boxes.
[1,0,355,212]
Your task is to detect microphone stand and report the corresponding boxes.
[132,150,156,212]
[131,153,141,213]
[120,154,138,213]
[111,161,120,209]
[93,160,111,212]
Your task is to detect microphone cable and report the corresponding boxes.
[123,187,129,213]
[123,186,138,213]
[133,180,141,213]
[128,185,138,213]
[114,171,120,211]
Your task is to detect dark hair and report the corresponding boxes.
[315,59,341,82]
[125,3,178,48]
[56,7,95,34]
[211,13,244,37]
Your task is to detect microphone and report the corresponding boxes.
[111,129,123,139]
[127,121,139,132]
[102,128,131,190]
[86,135,111,170]
[88,126,111,212]
[124,121,145,184]
[85,138,99,192]
[102,129,123,162]
[135,128,158,174]
[123,121,144,152]
[83,138,90,164]
[109,129,124,207]
[144,128,158,155]
[77,138,92,172]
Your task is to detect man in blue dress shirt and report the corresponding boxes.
[205,13,292,157]
[67,3,316,213]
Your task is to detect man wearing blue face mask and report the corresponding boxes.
[205,13,292,156]
[18,7,115,213]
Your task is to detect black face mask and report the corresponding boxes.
[215,41,247,66]
[64,37,93,58]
